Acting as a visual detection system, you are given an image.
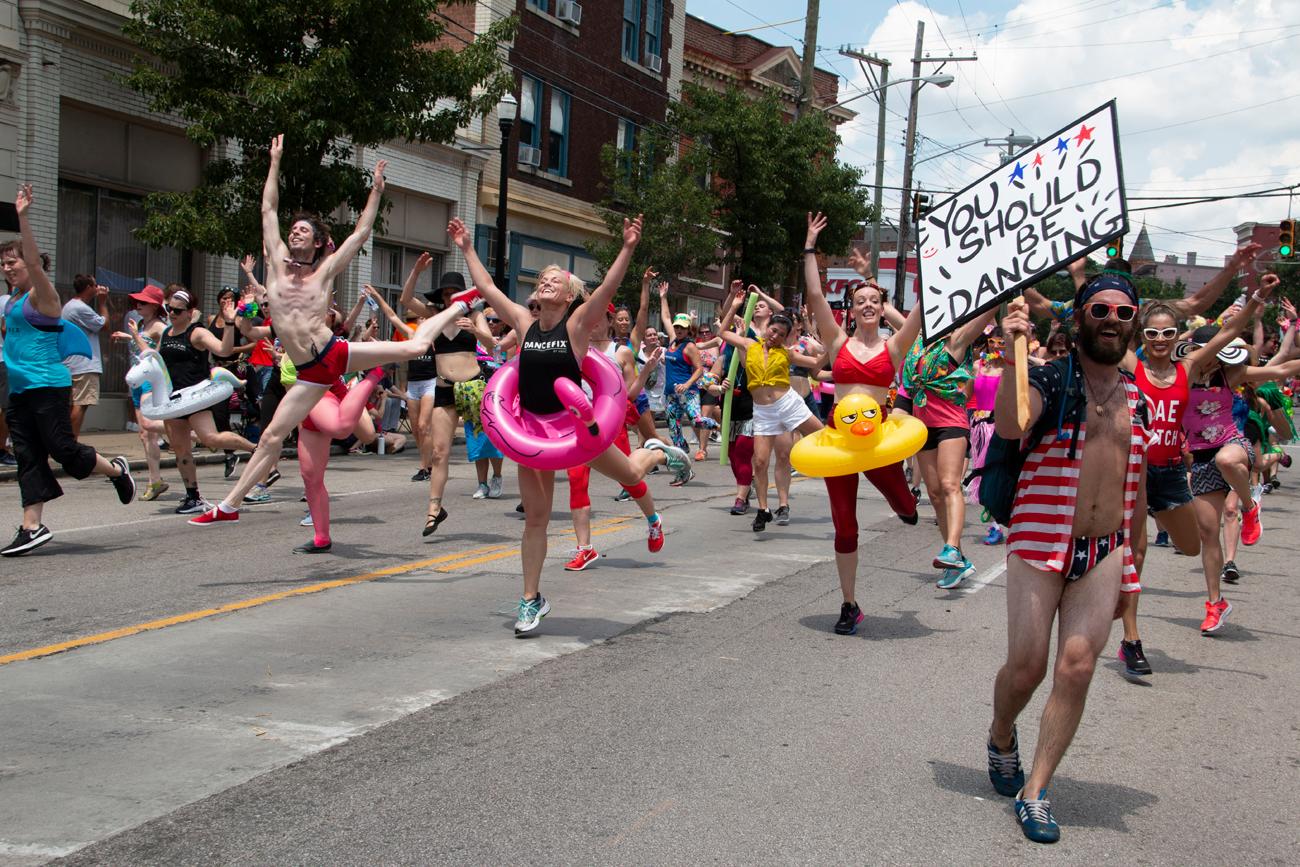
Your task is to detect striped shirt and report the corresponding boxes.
[1007,377,1148,591]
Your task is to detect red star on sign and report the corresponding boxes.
[1033,152,1043,166]
[1073,123,1094,146]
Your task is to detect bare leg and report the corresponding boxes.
[1215,443,1255,512]
[70,404,86,439]
[1023,546,1123,795]
[136,407,164,486]
[991,554,1063,751]
[1192,491,1228,602]
[572,505,591,548]
[1154,501,1201,556]
[917,448,946,543]
[773,431,793,508]
[425,403,458,518]
[518,466,555,599]
[165,418,199,490]
[752,435,773,511]
[937,436,968,549]
[189,411,257,454]
[218,384,327,509]
[635,410,657,447]
[588,444,659,519]
[1222,491,1241,564]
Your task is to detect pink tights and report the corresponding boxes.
[298,372,382,545]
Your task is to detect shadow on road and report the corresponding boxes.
[797,610,949,641]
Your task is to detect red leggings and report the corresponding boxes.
[824,462,917,553]
[566,427,640,509]
[728,434,755,486]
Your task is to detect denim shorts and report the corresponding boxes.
[1146,462,1193,515]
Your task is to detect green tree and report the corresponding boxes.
[124,0,516,256]
[590,84,873,294]
[587,127,720,303]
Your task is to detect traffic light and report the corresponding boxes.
[1106,236,1123,259]
[912,192,932,220]
[1280,219,1296,259]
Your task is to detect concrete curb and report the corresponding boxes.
[0,450,299,483]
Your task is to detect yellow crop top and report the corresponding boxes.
[745,341,790,389]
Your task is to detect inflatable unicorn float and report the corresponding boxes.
[125,350,244,421]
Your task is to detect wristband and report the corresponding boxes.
[803,248,817,255]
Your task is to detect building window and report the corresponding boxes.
[371,241,441,337]
[617,118,638,178]
[519,75,542,150]
[525,0,550,12]
[622,0,641,61]
[56,180,187,293]
[644,0,662,61]
[548,89,570,177]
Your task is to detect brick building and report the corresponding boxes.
[474,0,685,305]
[0,0,490,429]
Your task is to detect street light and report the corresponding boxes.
[828,73,954,112]
[494,92,518,296]
[914,132,1037,167]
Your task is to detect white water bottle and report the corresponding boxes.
[377,433,386,455]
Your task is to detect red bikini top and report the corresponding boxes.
[832,340,895,387]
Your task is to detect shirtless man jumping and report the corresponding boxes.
[191,135,475,526]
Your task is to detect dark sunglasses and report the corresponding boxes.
[1086,302,1137,322]
[486,317,501,323]
[167,306,188,315]
[527,304,541,312]
[1143,326,1179,341]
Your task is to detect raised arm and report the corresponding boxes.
[753,285,784,313]
[13,185,61,318]
[657,281,674,334]
[802,212,846,350]
[948,307,1000,358]
[341,293,366,336]
[261,136,290,268]
[363,284,414,338]
[1174,242,1262,319]
[572,215,643,336]
[886,304,924,371]
[630,266,655,349]
[446,217,529,332]
[320,159,387,282]
[1186,275,1275,380]
[716,281,747,336]
[880,302,907,331]
[398,252,437,317]
[189,296,238,356]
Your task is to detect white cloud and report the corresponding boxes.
[835,0,1300,265]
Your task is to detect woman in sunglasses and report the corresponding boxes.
[158,286,258,514]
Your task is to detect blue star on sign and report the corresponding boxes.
[1054,137,1069,153]
[1009,161,1025,183]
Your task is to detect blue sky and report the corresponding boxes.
[686,0,1300,266]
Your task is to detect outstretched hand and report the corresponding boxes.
[269,134,284,161]
[446,218,473,252]
[219,296,237,323]
[642,265,659,284]
[656,280,669,299]
[372,160,387,195]
[1231,241,1263,266]
[847,246,872,278]
[14,183,32,215]
[623,214,643,248]
[1258,273,1279,301]
[805,211,827,248]
[415,251,434,273]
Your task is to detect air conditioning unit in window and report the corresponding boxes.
[646,53,662,74]
[518,145,541,167]
[556,0,582,25]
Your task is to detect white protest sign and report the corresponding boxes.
[917,100,1128,341]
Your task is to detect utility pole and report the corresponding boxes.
[839,48,890,278]
[893,22,977,309]
[794,0,820,118]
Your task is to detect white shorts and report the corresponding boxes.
[752,388,813,436]
[408,378,438,400]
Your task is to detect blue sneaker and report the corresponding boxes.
[987,726,1025,796]
[1153,530,1170,547]
[937,559,976,589]
[244,483,272,504]
[514,594,550,636]
[1014,788,1061,844]
[983,525,1005,545]
[933,544,965,569]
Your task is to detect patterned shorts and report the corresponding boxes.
[1190,437,1255,497]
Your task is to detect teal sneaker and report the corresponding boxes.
[244,484,272,504]
[937,559,976,589]
[987,726,1025,796]
[514,595,550,636]
[933,544,965,569]
[1014,788,1061,844]
[645,438,693,485]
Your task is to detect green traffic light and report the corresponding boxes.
[1106,246,1118,257]
[1282,244,1294,257]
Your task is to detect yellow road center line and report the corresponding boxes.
[0,517,637,667]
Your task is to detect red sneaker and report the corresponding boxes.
[189,506,239,526]
[647,518,664,553]
[1240,502,1262,545]
[563,546,600,571]
[1199,597,1232,634]
[448,287,482,310]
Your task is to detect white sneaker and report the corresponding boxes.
[300,512,314,527]
[488,475,503,499]
[472,483,490,499]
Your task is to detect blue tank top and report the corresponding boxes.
[3,292,72,393]
[664,339,695,391]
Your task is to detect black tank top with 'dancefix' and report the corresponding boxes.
[518,308,582,415]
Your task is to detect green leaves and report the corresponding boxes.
[124,0,516,256]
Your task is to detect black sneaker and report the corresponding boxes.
[264,469,282,488]
[224,453,240,478]
[752,508,772,532]
[775,505,790,525]
[293,539,333,554]
[411,468,430,482]
[1221,560,1240,584]
[175,496,208,515]
[2,524,52,557]
[1119,639,1152,677]
[109,456,136,504]
[834,602,863,635]
[987,726,1025,797]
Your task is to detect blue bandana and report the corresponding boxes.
[1075,273,1139,308]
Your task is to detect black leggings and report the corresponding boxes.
[5,386,98,507]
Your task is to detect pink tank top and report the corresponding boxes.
[972,372,1001,413]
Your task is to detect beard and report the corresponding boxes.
[1078,316,1134,365]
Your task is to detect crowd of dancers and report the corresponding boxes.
[3,143,1297,845]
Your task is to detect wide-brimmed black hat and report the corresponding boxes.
[425,271,466,301]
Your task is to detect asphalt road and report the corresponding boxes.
[1,445,1297,864]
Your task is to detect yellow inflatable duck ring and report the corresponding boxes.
[790,393,926,477]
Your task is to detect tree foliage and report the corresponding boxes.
[124,0,516,256]
[590,83,874,295]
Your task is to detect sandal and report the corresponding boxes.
[694,450,706,461]
[422,506,449,537]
